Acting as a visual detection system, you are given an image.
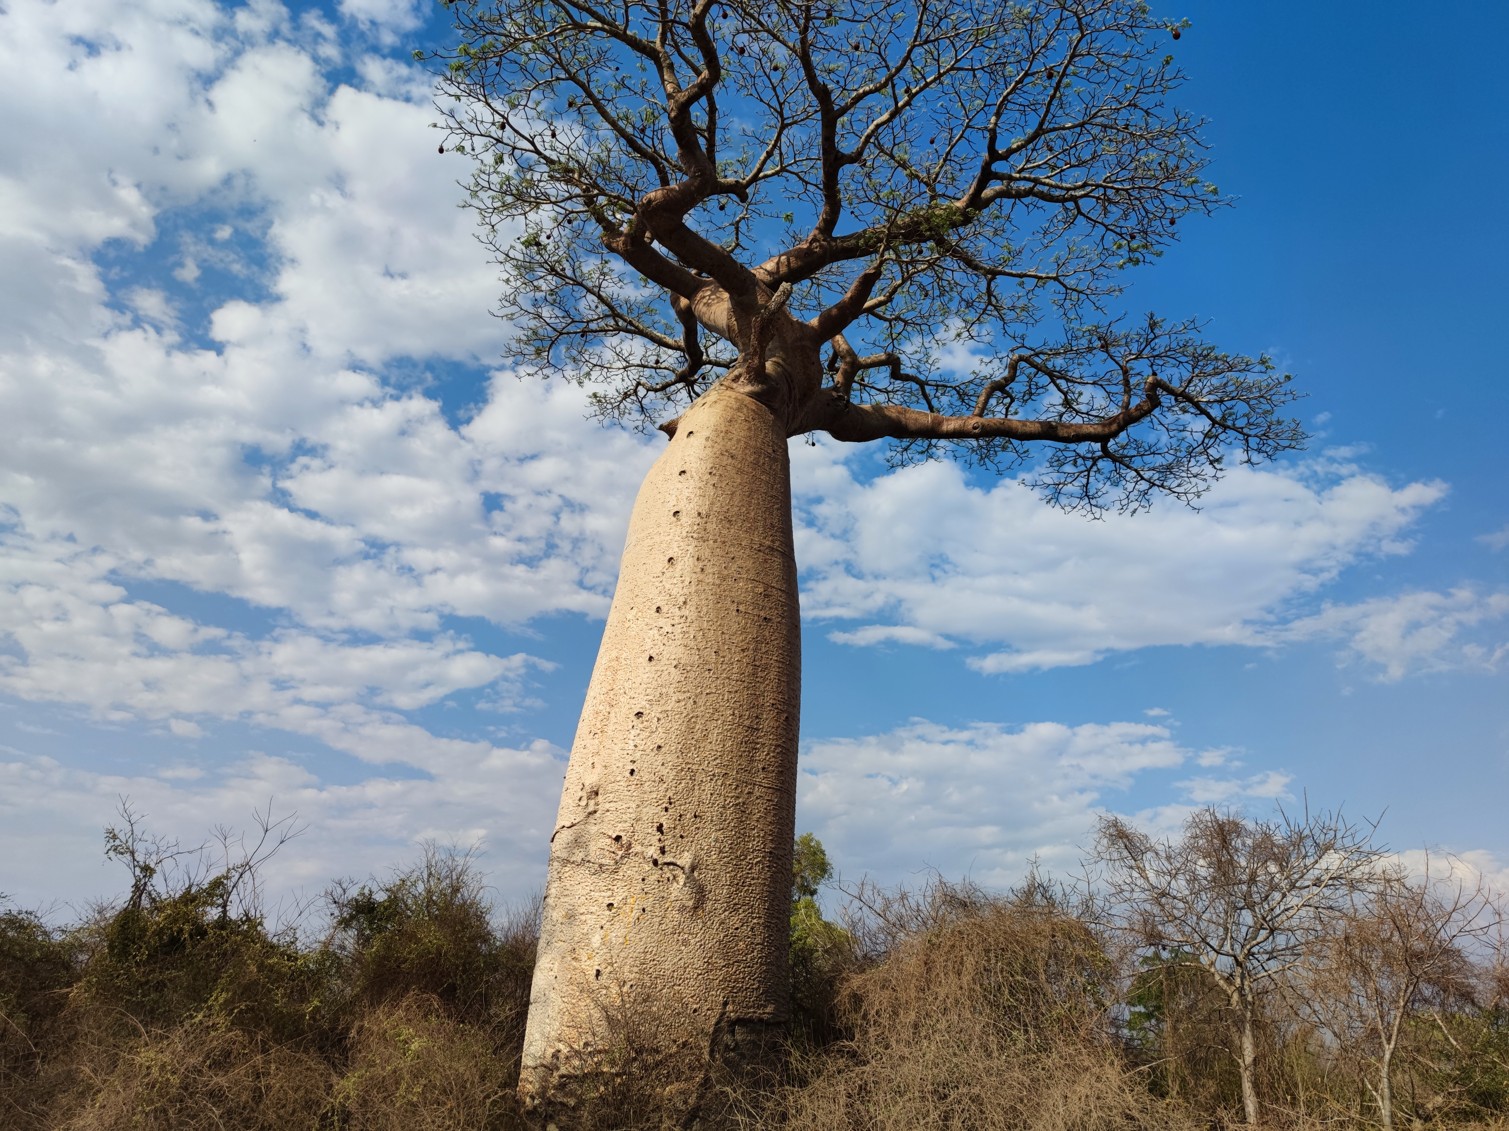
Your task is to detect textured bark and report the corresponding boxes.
[519,383,801,1105]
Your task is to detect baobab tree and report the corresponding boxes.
[433,0,1303,1106]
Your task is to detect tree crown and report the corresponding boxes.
[435,0,1303,511]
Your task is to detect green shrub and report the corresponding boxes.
[325,846,537,1044]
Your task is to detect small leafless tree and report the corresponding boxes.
[102,798,305,927]
[1094,806,1385,1126]
[1302,858,1503,1129]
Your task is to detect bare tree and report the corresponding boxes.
[1303,859,1502,1129]
[103,798,304,924]
[1094,807,1383,1125]
[434,0,1305,1104]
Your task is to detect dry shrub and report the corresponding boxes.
[0,905,78,1128]
[334,991,518,1131]
[763,879,1199,1131]
[52,1016,331,1131]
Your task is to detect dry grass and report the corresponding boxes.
[51,1017,331,1131]
[333,991,519,1131]
[756,879,1202,1131]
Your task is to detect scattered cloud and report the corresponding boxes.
[0,740,564,914]
[1279,587,1509,681]
[0,0,660,783]
[0,530,550,773]
[797,718,1279,890]
[827,625,957,650]
[793,446,1452,676]
[1175,769,1294,805]
[337,0,425,43]
[1193,747,1235,768]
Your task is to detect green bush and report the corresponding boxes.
[325,846,537,1044]
[18,818,1509,1130]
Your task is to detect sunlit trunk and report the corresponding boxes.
[1238,1000,1260,1126]
[1377,1044,1395,1131]
[518,383,801,1108]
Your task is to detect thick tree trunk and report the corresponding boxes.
[518,383,801,1109]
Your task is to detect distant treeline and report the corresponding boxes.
[2,806,1505,1129]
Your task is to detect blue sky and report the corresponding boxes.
[1,0,1506,915]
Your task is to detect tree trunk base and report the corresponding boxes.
[525,1013,787,1129]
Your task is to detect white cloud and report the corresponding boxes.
[793,444,1452,675]
[0,0,664,774]
[797,718,1263,890]
[1174,769,1294,805]
[0,740,564,914]
[969,647,1102,674]
[827,625,957,649]
[1391,848,1509,907]
[1193,747,1235,768]
[124,287,180,330]
[337,0,424,42]
[1280,587,1509,681]
[0,527,561,762]
[1480,523,1509,552]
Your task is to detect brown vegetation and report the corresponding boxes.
[1,806,1506,1129]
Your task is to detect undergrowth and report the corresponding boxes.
[3,812,1506,1130]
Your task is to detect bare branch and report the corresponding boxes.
[438,0,1304,510]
